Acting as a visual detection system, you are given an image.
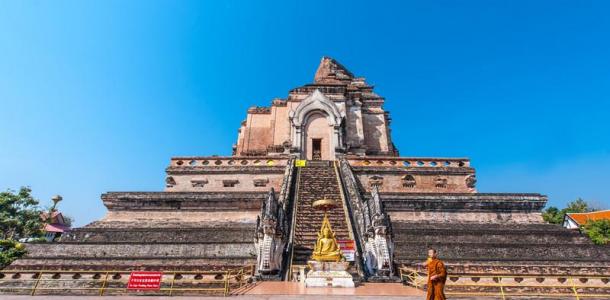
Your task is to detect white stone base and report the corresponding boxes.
[305,261,355,288]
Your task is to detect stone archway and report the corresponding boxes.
[303,111,333,160]
[289,90,345,160]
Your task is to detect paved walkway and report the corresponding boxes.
[0,283,584,299]
[244,282,425,297]
[0,283,425,299]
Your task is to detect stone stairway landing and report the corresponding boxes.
[291,161,351,266]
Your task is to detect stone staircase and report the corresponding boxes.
[290,161,351,266]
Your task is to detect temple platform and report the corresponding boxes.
[244,282,424,297]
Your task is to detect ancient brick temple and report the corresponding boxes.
[4,57,609,291]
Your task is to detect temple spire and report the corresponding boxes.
[314,56,354,84]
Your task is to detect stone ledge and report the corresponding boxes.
[375,193,547,212]
[166,166,286,175]
[351,167,475,175]
[101,191,267,211]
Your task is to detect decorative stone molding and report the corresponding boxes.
[272,98,287,107]
[165,176,176,188]
[190,179,209,188]
[101,191,267,211]
[466,175,477,189]
[289,90,346,158]
[368,175,384,187]
[374,193,548,212]
[401,175,416,188]
[435,177,448,188]
[253,178,269,187]
[222,180,239,187]
[348,157,471,168]
[248,106,271,114]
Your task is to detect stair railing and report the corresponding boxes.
[335,158,371,278]
[282,158,301,281]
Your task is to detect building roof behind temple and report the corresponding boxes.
[313,56,355,84]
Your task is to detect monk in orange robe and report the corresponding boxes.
[426,248,447,300]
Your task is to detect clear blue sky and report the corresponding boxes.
[1,1,609,226]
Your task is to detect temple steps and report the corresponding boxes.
[290,162,351,266]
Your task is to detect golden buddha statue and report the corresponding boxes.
[311,213,343,262]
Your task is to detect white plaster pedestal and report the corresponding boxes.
[305,261,355,288]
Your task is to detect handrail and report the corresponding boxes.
[284,161,301,281]
[278,156,296,208]
[0,265,256,296]
[333,160,356,240]
[336,157,370,277]
[399,266,610,300]
[332,160,363,276]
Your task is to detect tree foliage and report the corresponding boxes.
[0,187,44,268]
[62,215,74,227]
[542,198,609,245]
[0,239,27,269]
[582,219,610,245]
[542,198,592,225]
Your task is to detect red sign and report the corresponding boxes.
[338,240,356,261]
[338,240,355,250]
[127,272,163,290]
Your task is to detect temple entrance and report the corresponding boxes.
[304,112,333,160]
[312,139,322,160]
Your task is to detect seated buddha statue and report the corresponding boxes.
[311,217,343,262]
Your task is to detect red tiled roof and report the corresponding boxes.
[44,223,70,233]
[566,210,610,226]
[40,211,61,219]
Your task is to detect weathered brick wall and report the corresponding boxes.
[23,243,255,259]
[362,112,390,154]
[358,173,473,193]
[389,211,543,223]
[392,222,610,276]
[168,173,284,192]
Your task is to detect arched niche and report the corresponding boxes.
[289,90,345,160]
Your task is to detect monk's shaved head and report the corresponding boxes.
[427,248,437,258]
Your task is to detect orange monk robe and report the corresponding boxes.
[426,258,447,300]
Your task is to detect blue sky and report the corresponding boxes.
[1,1,609,226]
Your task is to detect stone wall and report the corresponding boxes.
[392,222,610,276]
[165,157,287,192]
[377,193,547,213]
[349,157,476,193]
[389,211,543,223]
[102,192,266,211]
[362,111,390,154]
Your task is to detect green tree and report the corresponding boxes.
[542,198,592,225]
[62,215,74,227]
[565,198,592,214]
[542,206,563,224]
[582,219,610,245]
[0,187,44,268]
